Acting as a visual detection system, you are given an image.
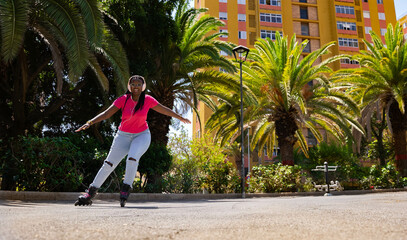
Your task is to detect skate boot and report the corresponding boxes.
[74,185,98,206]
[120,184,131,207]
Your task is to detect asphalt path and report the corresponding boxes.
[1,191,406,240]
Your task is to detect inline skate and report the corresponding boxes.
[74,185,98,206]
[120,184,131,207]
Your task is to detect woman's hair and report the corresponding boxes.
[123,75,146,114]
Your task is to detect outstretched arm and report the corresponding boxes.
[75,104,120,132]
[151,103,191,124]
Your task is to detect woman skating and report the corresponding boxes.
[74,75,190,207]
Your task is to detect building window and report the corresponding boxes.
[363,0,368,2]
[404,23,407,28]
[338,37,359,48]
[301,22,309,35]
[337,21,357,31]
[219,0,227,2]
[300,7,308,19]
[377,0,383,4]
[260,30,282,40]
[378,13,385,20]
[238,0,246,4]
[335,5,355,15]
[340,59,359,65]
[307,129,317,146]
[239,31,247,39]
[260,13,282,23]
[238,14,246,21]
[219,29,228,38]
[365,26,372,34]
[299,0,307,2]
[363,11,370,18]
[219,12,228,20]
[303,41,311,53]
[259,0,281,6]
[380,28,387,36]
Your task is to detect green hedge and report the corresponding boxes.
[247,164,314,193]
[1,136,86,191]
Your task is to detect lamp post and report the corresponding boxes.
[247,126,251,175]
[232,45,250,198]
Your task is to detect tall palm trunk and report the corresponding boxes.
[11,51,29,137]
[389,101,407,177]
[275,115,298,166]
[2,51,29,190]
[147,92,175,146]
[373,110,387,166]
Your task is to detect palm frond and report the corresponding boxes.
[0,0,28,63]
[42,0,90,79]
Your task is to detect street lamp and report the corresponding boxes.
[232,45,250,198]
[247,126,251,176]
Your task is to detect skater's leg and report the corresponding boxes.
[123,129,151,186]
[91,131,132,188]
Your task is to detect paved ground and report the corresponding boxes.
[0,191,406,240]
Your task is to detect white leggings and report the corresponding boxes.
[91,129,151,188]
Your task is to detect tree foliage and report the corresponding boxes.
[205,33,362,165]
[334,24,407,176]
[0,0,129,139]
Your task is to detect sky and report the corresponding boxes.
[395,0,407,19]
[171,0,407,139]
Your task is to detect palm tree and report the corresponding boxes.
[0,0,129,137]
[206,34,362,165]
[146,1,235,145]
[334,24,407,176]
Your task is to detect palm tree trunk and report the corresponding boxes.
[275,116,298,166]
[389,101,407,177]
[147,93,175,145]
[372,110,387,166]
[11,51,29,137]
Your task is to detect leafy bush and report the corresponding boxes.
[247,164,314,193]
[165,128,197,193]
[1,136,85,191]
[138,142,173,193]
[166,130,241,193]
[307,142,363,186]
[360,162,407,189]
[190,135,241,193]
[0,134,130,192]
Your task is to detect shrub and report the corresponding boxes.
[1,136,85,192]
[360,162,407,189]
[166,131,241,193]
[307,142,362,186]
[247,164,313,193]
[138,142,173,193]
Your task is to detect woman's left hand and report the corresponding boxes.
[179,117,191,124]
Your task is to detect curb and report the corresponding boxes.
[1,188,406,202]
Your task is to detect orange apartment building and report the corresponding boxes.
[192,0,397,166]
[399,12,407,39]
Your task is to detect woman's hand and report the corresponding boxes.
[179,117,191,124]
[75,121,92,132]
